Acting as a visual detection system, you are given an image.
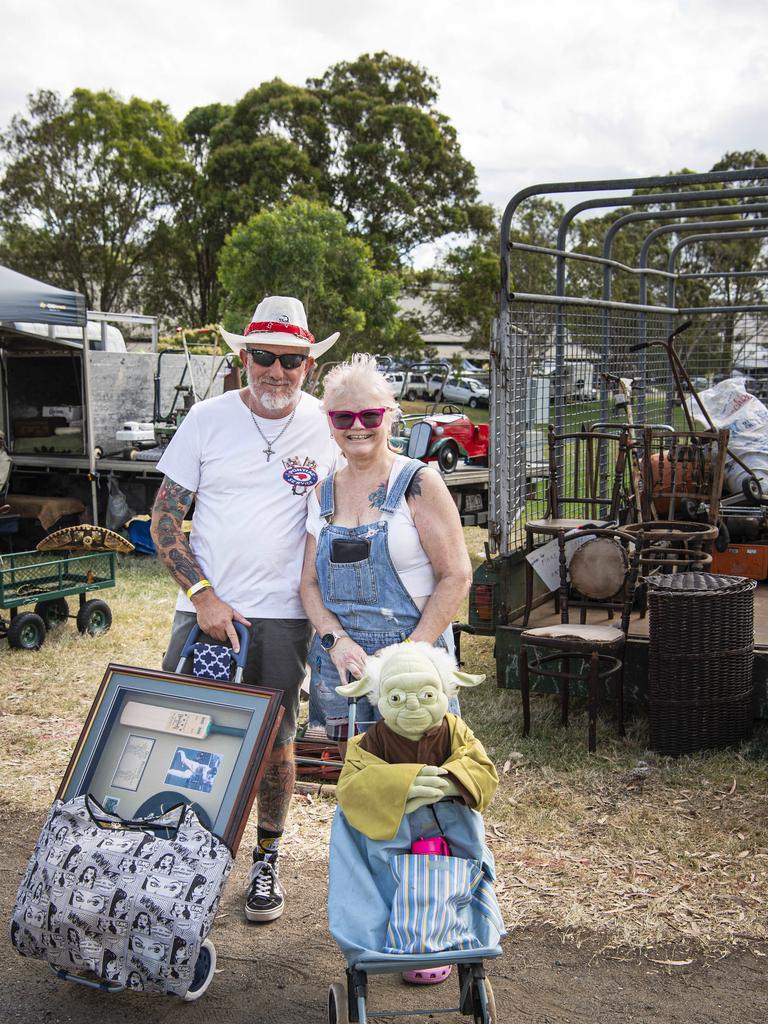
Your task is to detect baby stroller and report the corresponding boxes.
[327,796,504,1023]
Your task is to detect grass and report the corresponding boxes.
[1,534,767,953]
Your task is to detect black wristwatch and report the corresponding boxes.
[320,631,347,651]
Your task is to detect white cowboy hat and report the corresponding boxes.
[219,296,339,358]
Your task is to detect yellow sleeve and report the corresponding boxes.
[336,737,423,841]
[442,715,499,813]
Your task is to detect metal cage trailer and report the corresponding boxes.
[470,165,768,717]
[0,549,116,649]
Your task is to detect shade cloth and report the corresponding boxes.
[0,265,86,328]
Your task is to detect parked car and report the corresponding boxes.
[392,411,489,473]
[438,376,489,409]
[424,373,449,399]
[385,371,430,401]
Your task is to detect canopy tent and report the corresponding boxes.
[0,264,86,327]
[0,264,98,521]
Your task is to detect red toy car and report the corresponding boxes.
[396,410,489,473]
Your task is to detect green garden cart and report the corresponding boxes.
[0,549,117,650]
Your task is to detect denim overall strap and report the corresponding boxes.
[318,473,335,521]
[380,459,423,515]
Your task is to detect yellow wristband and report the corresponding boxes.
[186,579,211,599]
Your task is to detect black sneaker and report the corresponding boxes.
[182,939,216,1001]
[245,857,284,922]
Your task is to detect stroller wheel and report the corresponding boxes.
[471,977,496,1024]
[328,981,349,1024]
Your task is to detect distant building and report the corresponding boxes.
[398,291,486,363]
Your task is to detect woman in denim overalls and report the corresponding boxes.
[300,355,472,747]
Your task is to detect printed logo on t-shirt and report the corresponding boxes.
[282,456,319,495]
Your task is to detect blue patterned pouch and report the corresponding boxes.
[191,643,233,681]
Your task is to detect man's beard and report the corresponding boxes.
[248,377,301,412]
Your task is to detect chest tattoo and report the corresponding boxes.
[368,481,388,510]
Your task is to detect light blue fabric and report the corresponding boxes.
[328,799,505,966]
[308,460,457,740]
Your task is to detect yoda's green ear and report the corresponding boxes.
[335,674,375,698]
[454,671,485,688]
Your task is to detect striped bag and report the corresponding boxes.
[384,853,487,954]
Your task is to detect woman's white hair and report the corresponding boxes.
[321,353,398,415]
[360,641,463,701]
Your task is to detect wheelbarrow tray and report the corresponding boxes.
[0,549,116,609]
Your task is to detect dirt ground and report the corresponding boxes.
[2,804,767,1024]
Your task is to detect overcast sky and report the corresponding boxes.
[2,0,766,257]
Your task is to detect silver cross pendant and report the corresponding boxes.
[263,445,274,462]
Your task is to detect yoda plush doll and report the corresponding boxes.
[335,642,499,841]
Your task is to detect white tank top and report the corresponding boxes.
[306,455,437,602]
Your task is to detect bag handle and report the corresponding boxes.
[84,793,186,834]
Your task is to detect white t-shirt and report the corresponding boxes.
[157,389,337,617]
[306,454,437,602]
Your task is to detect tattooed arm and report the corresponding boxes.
[150,476,249,650]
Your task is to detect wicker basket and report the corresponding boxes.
[647,572,755,754]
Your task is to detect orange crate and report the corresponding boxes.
[711,543,768,580]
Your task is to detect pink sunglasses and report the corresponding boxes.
[327,408,388,429]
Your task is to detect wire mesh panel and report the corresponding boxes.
[492,301,677,554]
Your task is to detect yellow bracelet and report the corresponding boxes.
[186,579,211,599]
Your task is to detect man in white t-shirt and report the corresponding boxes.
[150,296,339,926]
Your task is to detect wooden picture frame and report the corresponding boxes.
[57,663,283,854]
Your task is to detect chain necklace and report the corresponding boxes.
[248,403,297,462]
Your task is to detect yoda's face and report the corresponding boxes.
[378,674,448,739]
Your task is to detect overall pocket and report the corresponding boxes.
[326,558,378,606]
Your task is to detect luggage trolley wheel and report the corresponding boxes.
[182,938,217,1002]
[328,981,349,1024]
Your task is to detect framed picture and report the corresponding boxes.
[57,664,284,854]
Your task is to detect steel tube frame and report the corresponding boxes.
[596,202,768,421]
[550,188,768,441]
[492,168,768,555]
[637,219,768,420]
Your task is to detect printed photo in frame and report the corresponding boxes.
[57,664,284,854]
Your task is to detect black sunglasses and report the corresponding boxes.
[247,348,308,369]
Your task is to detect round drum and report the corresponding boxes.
[569,537,628,600]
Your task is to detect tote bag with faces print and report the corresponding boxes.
[10,795,232,997]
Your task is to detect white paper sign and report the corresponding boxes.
[526,522,608,593]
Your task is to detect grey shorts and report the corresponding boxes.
[162,611,311,748]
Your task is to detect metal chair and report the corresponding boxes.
[523,427,631,625]
[519,527,643,753]
[617,427,728,594]
[639,426,729,527]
